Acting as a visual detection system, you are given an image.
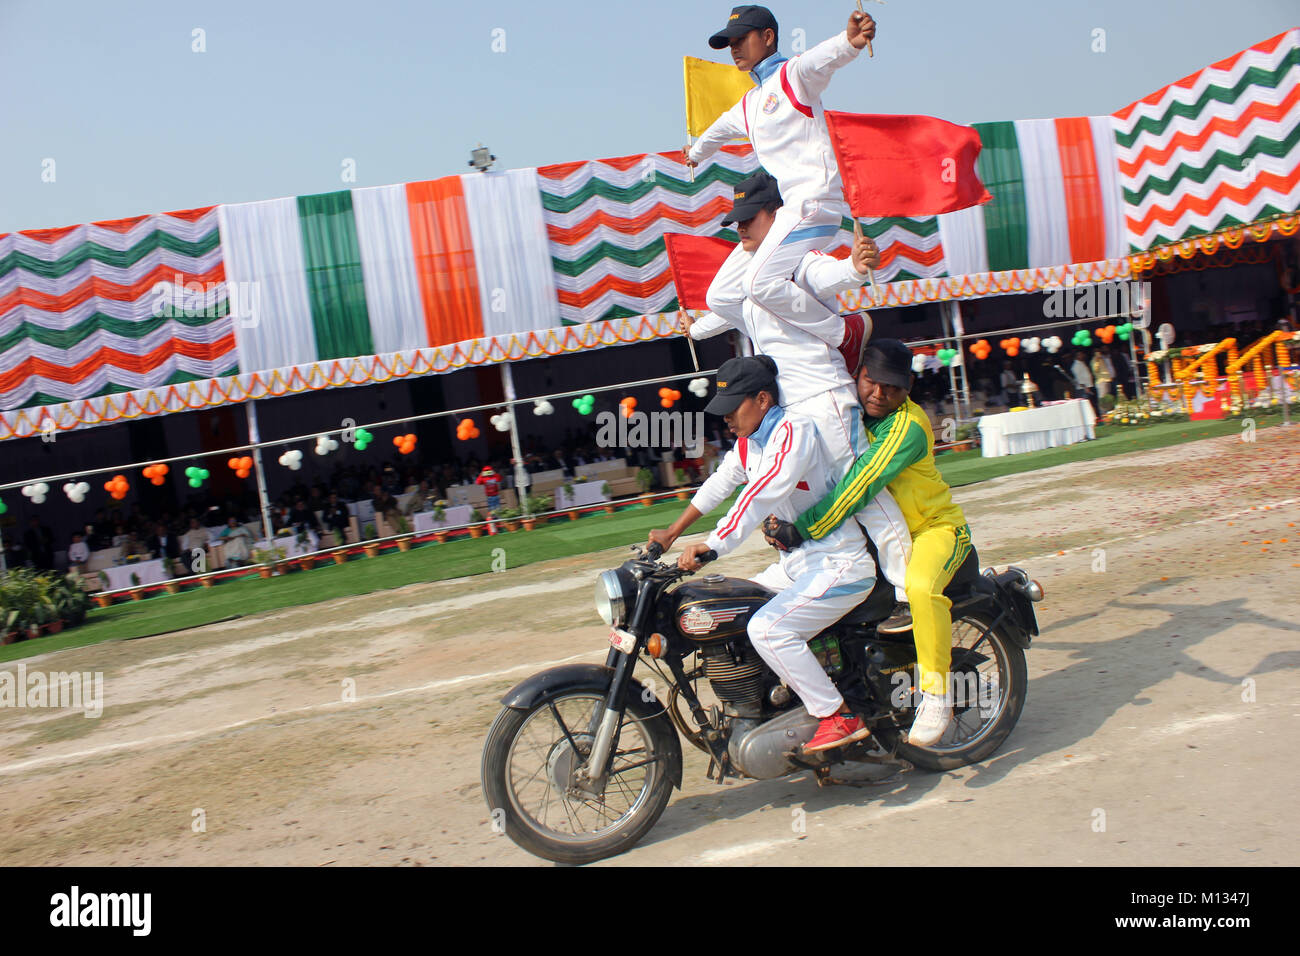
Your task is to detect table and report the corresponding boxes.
[554,484,610,509]
[978,399,1096,458]
[99,559,168,591]
[412,505,475,534]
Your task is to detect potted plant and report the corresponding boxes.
[129,571,143,600]
[521,494,551,531]
[252,546,285,577]
[674,468,691,500]
[497,506,523,532]
[394,515,413,551]
[432,500,448,523]
[467,508,485,538]
[636,467,654,506]
[164,579,182,595]
[93,593,114,608]
[199,575,215,587]
[362,523,380,557]
[331,550,349,565]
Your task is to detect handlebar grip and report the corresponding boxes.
[646,541,664,561]
[699,549,717,565]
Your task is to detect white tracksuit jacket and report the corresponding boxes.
[692,407,869,573]
[688,33,861,208]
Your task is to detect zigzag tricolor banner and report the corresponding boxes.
[1112,27,1300,250]
[0,207,234,409]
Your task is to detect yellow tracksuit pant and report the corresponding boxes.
[904,523,972,696]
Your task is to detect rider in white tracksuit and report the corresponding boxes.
[683,358,875,731]
[689,6,876,352]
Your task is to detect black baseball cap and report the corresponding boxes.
[709,5,779,50]
[705,355,779,415]
[722,169,782,225]
[859,339,915,390]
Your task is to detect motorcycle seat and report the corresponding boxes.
[837,543,985,628]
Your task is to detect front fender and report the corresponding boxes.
[500,662,683,789]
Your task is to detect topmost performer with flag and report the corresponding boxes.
[686,5,876,372]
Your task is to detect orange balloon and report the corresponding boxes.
[227,458,240,470]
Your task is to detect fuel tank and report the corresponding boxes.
[668,574,774,644]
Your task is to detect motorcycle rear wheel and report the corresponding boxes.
[482,691,676,865]
[896,612,1027,772]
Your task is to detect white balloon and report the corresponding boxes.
[911,354,928,374]
[22,483,49,504]
[279,450,303,471]
[314,434,339,456]
[532,400,554,416]
[1043,336,1063,354]
[1022,337,1041,353]
[491,412,513,432]
[688,377,710,398]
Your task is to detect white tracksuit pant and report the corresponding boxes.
[707,199,850,350]
[785,387,912,603]
[748,558,872,718]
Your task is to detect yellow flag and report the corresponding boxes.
[684,56,755,138]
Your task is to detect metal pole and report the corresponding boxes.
[244,399,275,545]
[951,301,973,419]
[500,364,531,515]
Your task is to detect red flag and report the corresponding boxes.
[663,233,736,310]
[825,112,992,218]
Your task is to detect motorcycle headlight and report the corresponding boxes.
[595,569,628,627]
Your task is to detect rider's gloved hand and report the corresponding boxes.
[762,514,804,552]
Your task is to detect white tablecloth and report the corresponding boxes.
[99,559,168,591]
[347,500,376,524]
[978,399,1097,458]
[254,533,318,559]
[412,505,475,534]
[554,484,610,509]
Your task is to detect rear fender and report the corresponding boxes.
[500,663,683,789]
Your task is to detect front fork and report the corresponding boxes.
[573,646,638,796]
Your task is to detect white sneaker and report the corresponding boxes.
[906,692,952,747]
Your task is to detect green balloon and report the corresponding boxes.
[188,478,202,488]
[354,427,373,450]
[0,499,6,514]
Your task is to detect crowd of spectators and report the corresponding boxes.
[4,424,734,575]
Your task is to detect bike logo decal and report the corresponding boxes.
[679,605,747,634]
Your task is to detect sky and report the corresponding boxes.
[1,0,1295,232]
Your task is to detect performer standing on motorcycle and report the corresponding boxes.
[764,341,973,747]
[686,5,877,373]
[651,355,879,752]
[682,170,913,624]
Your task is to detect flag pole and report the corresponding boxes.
[682,310,701,371]
[856,0,874,58]
[853,218,882,308]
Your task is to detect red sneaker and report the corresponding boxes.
[803,712,870,753]
[838,313,867,377]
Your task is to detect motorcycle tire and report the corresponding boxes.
[482,690,677,865]
[896,612,1028,772]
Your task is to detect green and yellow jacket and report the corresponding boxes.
[794,398,966,541]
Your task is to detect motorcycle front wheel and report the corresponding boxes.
[481,690,676,865]
[896,611,1028,772]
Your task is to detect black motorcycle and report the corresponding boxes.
[481,540,1043,865]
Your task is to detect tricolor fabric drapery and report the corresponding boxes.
[0,207,234,409]
[936,116,1130,274]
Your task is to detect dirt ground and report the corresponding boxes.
[2,426,1298,867]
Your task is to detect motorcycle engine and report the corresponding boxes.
[701,641,766,719]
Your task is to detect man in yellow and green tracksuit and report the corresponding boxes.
[765,339,972,747]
